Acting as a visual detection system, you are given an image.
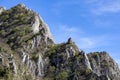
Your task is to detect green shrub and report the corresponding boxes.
[13,27,21,32]
[0,66,9,78]
[0,47,2,51]
[49,66,55,72]
[47,44,65,57]
[56,71,68,80]
[92,52,99,58]
[85,68,91,75]
[0,30,6,36]
[31,55,38,62]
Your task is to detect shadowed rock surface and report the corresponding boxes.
[0,4,120,80]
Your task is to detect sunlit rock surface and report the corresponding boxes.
[0,4,120,80]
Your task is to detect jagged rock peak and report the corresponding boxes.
[0,3,54,49]
[0,4,120,80]
[11,3,31,12]
[0,7,5,10]
[15,3,26,8]
[67,37,74,44]
[0,7,5,14]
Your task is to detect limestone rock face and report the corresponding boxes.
[88,52,120,79]
[0,4,120,80]
[0,7,5,14]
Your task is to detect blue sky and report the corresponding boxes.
[0,0,120,67]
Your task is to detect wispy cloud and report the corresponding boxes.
[76,36,110,50]
[58,24,84,33]
[85,0,99,4]
[93,19,114,28]
[55,24,110,51]
[53,0,80,7]
[88,0,120,15]
[52,0,120,16]
[77,37,95,49]
[92,3,120,15]
[51,0,81,15]
[52,24,84,43]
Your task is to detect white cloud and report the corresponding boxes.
[93,19,113,28]
[76,36,109,50]
[85,0,99,4]
[56,24,109,51]
[93,3,120,15]
[52,0,120,15]
[89,0,120,15]
[52,24,84,43]
[78,37,95,49]
[51,0,81,15]
[58,24,84,33]
[53,0,80,7]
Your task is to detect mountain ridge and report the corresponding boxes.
[0,4,120,80]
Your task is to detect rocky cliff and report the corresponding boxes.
[0,4,120,80]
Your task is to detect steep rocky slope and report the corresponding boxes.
[0,4,120,80]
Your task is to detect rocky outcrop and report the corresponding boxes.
[83,53,92,70]
[88,52,120,79]
[0,4,120,80]
[32,15,40,34]
[0,7,5,14]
